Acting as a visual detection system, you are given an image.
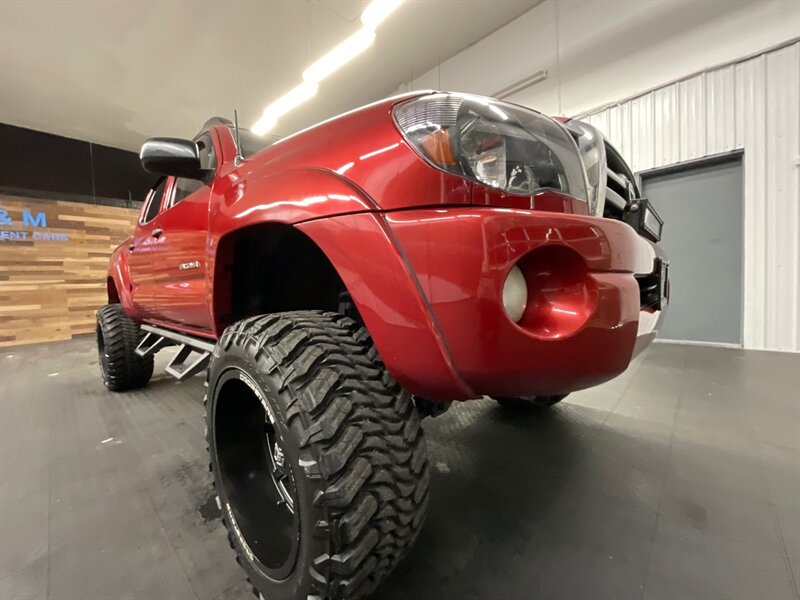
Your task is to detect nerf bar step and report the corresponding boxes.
[136,324,216,381]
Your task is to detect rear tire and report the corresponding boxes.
[96,304,153,391]
[494,394,567,410]
[207,311,429,600]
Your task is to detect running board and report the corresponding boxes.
[135,331,175,357]
[137,325,216,381]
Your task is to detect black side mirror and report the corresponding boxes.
[140,137,205,179]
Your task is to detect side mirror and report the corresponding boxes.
[140,137,205,179]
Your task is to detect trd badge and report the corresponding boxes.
[179,261,201,271]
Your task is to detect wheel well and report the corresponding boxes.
[213,223,351,332]
[107,277,120,303]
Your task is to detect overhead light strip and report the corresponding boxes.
[252,0,404,136]
[303,28,376,84]
[492,70,549,100]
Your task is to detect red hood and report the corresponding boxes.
[237,92,588,216]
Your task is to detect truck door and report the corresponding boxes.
[127,178,169,319]
[149,133,217,333]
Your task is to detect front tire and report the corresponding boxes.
[96,304,153,391]
[207,311,429,600]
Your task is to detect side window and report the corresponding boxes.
[171,135,217,207]
[141,178,167,224]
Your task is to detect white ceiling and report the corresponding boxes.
[0,0,540,151]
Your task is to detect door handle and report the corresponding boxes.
[151,228,164,238]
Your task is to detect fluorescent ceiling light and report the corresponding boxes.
[361,0,405,30]
[250,0,405,136]
[303,27,376,84]
[252,81,318,135]
[493,70,549,100]
[264,81,319,118]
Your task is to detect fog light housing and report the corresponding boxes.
[502,265,528,323]
[515,246,598,339]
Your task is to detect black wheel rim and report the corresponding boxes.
[212,369,300,580]
[96,324,109,380]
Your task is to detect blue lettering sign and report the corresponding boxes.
[0,206,67,242]
[22,210,47,228]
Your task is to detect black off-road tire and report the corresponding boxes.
[96,304,153,392]
[206,311,430,600]
[494,394,568,410]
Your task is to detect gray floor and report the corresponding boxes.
[1,338,798,600]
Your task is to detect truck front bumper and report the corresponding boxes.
[386,207,668,399]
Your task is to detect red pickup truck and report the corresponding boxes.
[98,91,667,600]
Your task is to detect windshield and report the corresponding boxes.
[227,126,271,158]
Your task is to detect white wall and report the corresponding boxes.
[398,0,800,352]
[582,43,800,353]
[402,0,799,115]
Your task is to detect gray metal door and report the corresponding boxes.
[641,158,743,345]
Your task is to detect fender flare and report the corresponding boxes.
[209,167,474,400]
[107,244,139,320]
[297,212,475,401]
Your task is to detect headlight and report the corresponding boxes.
[562,119,607,216]
[393,93,588,201]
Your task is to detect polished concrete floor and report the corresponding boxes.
[1,337,798,600]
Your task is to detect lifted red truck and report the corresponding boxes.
[98,92,668,600]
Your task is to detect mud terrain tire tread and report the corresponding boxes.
[96,304,153,392]
[209,311,429,600]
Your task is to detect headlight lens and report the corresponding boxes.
[563,119,607,216]
[393,93,588,201]
[502,265,528,323]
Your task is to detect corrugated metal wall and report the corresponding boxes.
[580,42,800,352]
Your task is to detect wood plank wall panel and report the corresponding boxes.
[0,195,138,346]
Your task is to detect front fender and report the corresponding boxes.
[211,167,378,230]
[107,241,139,320]
[296,212,474,401]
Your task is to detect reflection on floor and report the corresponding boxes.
[1,338,798,600]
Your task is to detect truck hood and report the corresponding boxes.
[239,91,590,217]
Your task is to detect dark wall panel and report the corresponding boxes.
[91,143,154,202]
[0,124,94,196]
[0,123,154,205]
